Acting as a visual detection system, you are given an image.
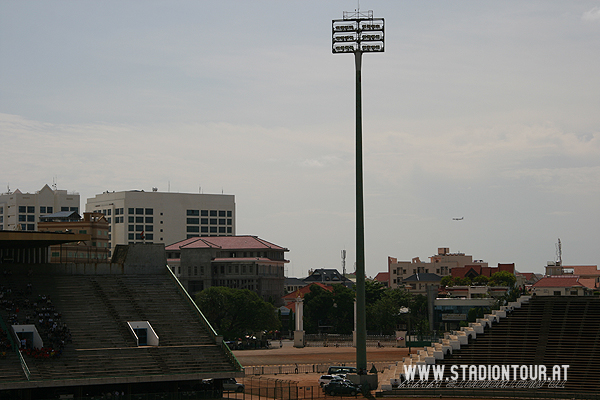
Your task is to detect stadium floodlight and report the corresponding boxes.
[332,9,384,374]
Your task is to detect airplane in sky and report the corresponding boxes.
[452,217,464,220]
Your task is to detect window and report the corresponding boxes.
[145,216,153,223]
[146,233,153,240]
[19,215,26,222]
[187,218,199,224]
[135,225,143,232]
[145,208,153,215]
[135,208,143,215]
[194,266,198,276]
[40,206,46,213]
[107,209,111,216]
[129,216,134,223]
[210,210,217,216]
[227,219,232,225]
[187,226,200,233]
[70,207,78,212]
[219,219,226,225]
[27,206,35,213]
[145,225,153,232]
[210,227,217,233]
[219,210,226,217]
[219,227,226,233]
[201,218,208,224]
[128,225,134,231]
[227,211,232,217]
[201,210,208,216]
[187,210,199,216]
[47,206,53,213]
[115,208,120,215]
[227,227,232,234]
[61,207,69,211]
[19,206,26,213]
[128,208,134,214]
[107,217,111,223]
[210,218,217,224]
[26,224,34,231]
[79,230,87,234]
[201,226,208,233]
[136,216,144,223]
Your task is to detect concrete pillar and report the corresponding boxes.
[294,296,305,348]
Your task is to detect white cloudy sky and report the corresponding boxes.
[1,1,599,277]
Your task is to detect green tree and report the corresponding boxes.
[195,287,281,340]
[303,284,355,334]
[364,280,387,304]
[472,275,489,286]
[489,271,516,287]
[440,276,454,287]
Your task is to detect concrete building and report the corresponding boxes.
[38,211,110,263]
[165,235,287,304]
[531,275,593,296]
[388,247,488,289]
[402,272,442,295]
[303,268,352,287]
[0,184,80,231]
[86,190,235,256]
[545,263,600,289]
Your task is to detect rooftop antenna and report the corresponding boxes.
[556,238,562,266]
[341,249,347,276]
[52,176,57,190]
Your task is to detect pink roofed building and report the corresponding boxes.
[545,264,600,290]
[531,275,593,296]
[282,282,334,312]
[165,235,288,305]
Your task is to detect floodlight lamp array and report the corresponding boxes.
[332,15,384,54]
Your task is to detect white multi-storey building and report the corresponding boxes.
[85,190,236,255]
[0,185,80,231]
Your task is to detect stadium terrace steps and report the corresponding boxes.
[432,296,600,393]
[1,269,239,385]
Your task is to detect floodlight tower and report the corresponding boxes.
[332,10,384,372]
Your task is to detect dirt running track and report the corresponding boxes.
[232,341,511,399]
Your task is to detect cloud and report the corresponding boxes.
[582,7,600,22]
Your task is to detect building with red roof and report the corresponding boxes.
[531,275,593,296]
[374,272,389,287]
[545,264,600,289]
[165,235,288,304]
[451,263,515,279]
[388,247,488,289]
[282,282,334,312]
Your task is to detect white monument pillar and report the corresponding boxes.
[293,295,305,348]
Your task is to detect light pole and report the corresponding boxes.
[332,10,384,373]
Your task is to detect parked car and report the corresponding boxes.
[327,366,357,376]
[319,375,338,387]
[323,381,360,396]
[222,378,245,393]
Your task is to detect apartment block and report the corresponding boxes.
[165,235,287,303]
[388,247,488,289]
[85,190,235,255]
[38,211,110,263]
[0,185,80,231]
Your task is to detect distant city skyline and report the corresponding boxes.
[2,1,599,277]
